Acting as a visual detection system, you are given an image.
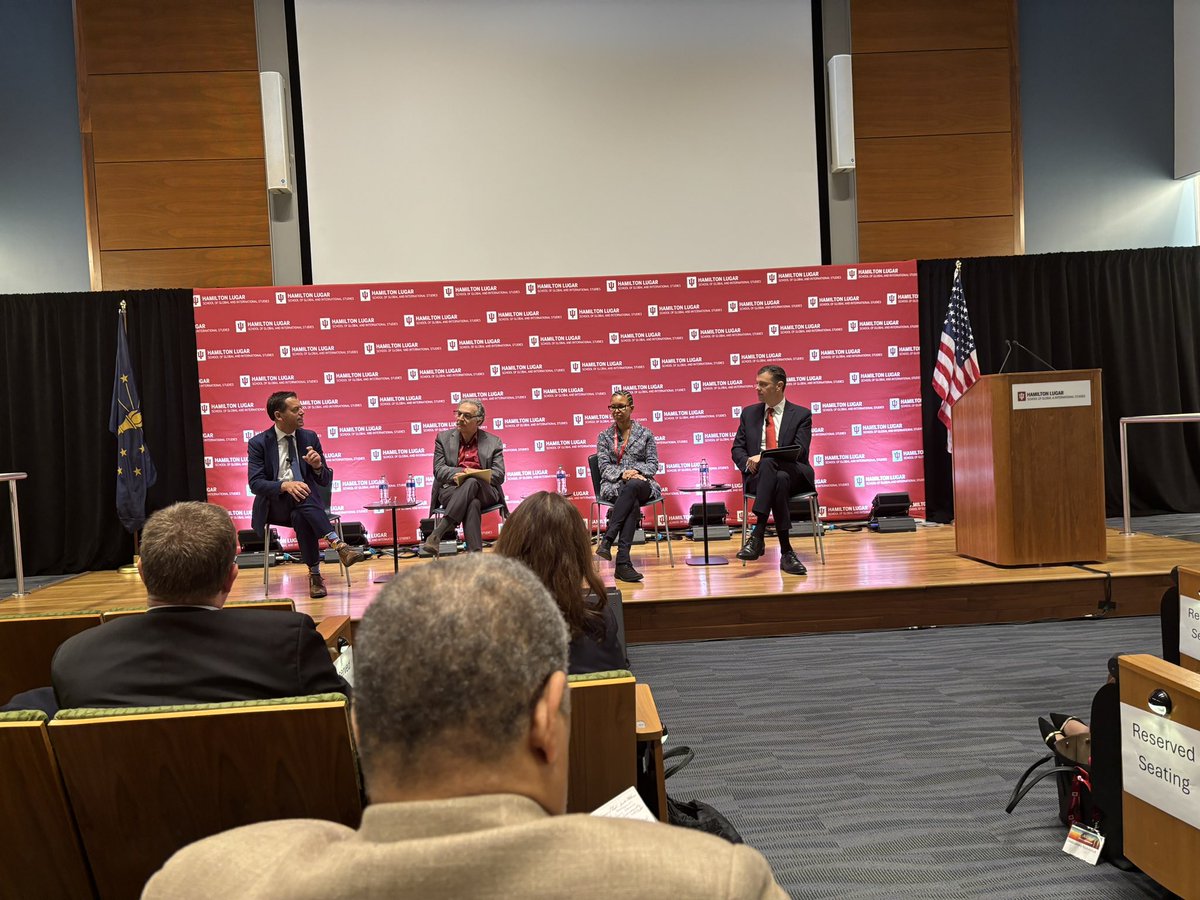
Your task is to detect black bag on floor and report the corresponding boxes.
[1005,679,1132,868]
[652,745,744,844]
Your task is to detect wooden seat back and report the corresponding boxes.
[0,711,95,899]
[0,612,104,701]
[49,695,361,900]
[566,670,637,813]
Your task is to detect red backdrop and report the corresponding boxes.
[194,262,924,546]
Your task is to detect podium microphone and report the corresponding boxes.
[997,339,1015,374]
[1011,339,1058,372]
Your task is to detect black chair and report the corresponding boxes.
[739,486,826,565]
[587,454,673,567]
[262,480,350,597]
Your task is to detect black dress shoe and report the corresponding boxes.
[615,562,644,583]
[736,535,765,561]
[595,539,613,561]
[779,551,807,576]
[308,573,328,598]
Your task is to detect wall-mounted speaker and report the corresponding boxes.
[260,72,293,194]
[827,54,855,173]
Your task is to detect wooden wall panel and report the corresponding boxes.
[74,0,271,288]
[76,0,257,75]
[90,72,265,162]
[850,0,1021,261]
[95,160,269,250]
[850,0,1010,53]
[859,217,1016,263]
[853,49,1011,139]
[856,134,1013,222]
[100,247,273,289]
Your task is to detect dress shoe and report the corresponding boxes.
[308,573,327,599]
[335,542,366,568]
[595,538,613,561]
[736,534,765,561]
[422,520,452,558]
[779,551,807,576]
[615,562,644,583]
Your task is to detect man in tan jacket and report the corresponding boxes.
[143,554,788,900]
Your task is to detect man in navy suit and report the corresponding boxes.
[52,501,350,708]
[731,365,815,576]
[248,391,364,598]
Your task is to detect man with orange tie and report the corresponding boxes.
[731,365,815,576]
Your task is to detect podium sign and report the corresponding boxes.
[952,369,1106,566]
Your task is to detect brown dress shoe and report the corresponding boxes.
[309,573,327,598]
[335,542,366,568]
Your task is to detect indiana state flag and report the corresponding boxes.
[111,312,157,532]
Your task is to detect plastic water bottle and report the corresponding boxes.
[405,473,416,504]
[556,465,568,495]
[378,474,388,504]
[699,458,709,487]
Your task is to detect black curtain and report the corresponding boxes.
[919,248,1200,523]
[0,290,206,578]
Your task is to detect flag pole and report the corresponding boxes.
[117,300,141,575]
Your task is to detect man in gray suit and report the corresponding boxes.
[422,397,507,554]
[144,555,788,900]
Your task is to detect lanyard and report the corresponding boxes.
[614,428,630,464]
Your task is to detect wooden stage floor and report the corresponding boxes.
[7,524,1195,643]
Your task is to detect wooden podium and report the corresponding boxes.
[952,369,1106,566]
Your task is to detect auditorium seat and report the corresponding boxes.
[49,693,361,899]
[0,611,104,703]
[0,710,96,899]
[567,670,636,813]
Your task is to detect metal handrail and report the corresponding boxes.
[0,472,28,597]
[1119,415,1200,535]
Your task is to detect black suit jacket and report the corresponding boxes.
[51,607,349,709]
[731,399,815,487]
[248,426,333,535]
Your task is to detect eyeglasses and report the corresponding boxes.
[608,404,630,411]
[454,411,481,420]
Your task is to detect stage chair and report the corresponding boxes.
[740,487,826,565]
[566,670,637,813]
[586,453,674,567]
[262,481,350,598]
[0,710,96,899]
[101,599,296,621]
[1118,654,1200,898]
[0,611,104,703]
[430,501,506,537]
[49,693,362,900]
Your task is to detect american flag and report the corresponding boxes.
[932,263,980,452]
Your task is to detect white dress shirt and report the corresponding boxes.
[274,425,295,482]
[760,399,786,448]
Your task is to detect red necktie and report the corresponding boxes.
[765,408,777,450]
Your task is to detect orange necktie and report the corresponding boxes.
[765,408,777,450]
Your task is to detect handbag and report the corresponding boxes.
[1005,680,1132,868]
[641,744,745,844]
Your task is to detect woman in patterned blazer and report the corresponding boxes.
[595,389,661,583]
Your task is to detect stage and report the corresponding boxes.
[5,524,1192,643]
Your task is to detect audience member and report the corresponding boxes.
[51,501,349,709]
[495,490,628,674]
[144,554,787,899]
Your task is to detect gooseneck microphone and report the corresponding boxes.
[997,339,1015,374]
